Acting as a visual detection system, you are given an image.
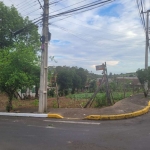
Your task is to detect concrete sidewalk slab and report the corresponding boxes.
[0,93,149,120]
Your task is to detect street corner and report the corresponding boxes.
[47,113,64,119]
[84,102,150,120]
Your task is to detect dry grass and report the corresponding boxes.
[0,93,89,112]
[0,93,8,110]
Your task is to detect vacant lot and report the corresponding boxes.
[0,91,133,112]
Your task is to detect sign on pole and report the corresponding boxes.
[95,64,105,70]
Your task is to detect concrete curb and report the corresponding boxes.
[85,101,150,120]
[0,101,149,120]
[47,114,64,119]
[0,112,63,118]
[0,112,47,118]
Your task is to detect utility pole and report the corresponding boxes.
[145,10,149,69]
[39,0,49,113]
[144,10,150,96]
[104,62,111,105]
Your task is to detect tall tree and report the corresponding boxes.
[0,43,39,111]
[57,69,73,95]
[0,2,40,49]
[76,68,87,90]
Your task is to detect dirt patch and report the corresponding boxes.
[0,94,90,112]
[0,93,149,118]
[0,93,8,110]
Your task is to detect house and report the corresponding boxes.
[115,77,141,86]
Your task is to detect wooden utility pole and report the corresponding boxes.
[84,62,111,108]
[104,62,111,105]
[39,0,49,113]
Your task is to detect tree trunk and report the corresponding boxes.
[7,95,13,112]
[35,85,39,98]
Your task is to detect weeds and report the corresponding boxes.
[66,91,133,108]
[31,99,39,107]
[52,100,58,108]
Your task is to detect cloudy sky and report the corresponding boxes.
[1,0,149,75]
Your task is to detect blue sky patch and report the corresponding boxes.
[97,3,123,17]
[51,40,71,46]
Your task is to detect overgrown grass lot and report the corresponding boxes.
[0,91,135,112]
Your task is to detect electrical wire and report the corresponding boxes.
[18,2,39,13]
[16,1,29,7]
[11,0,114,36]
[51,24,89,42]
[135,0,146,33]
[17,1,37,10]
[37,0,44,10]
[51,22,145,45]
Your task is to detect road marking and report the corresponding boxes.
[43,120,101,125]
[28,125,55,129]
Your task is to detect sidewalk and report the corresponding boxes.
[0,93,149,119]
[47,93,150,119]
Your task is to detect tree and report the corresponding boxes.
[108,72,113,78]
[89,79,96,92]
[76,68,87,90]
[0,2,40,49]
[136,68,149,97]
[0,43,39,111]
[57,69,73,96]
[136,69,148,86]
[71,73,81,94]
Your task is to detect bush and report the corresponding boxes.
[95,94,107,107]
[48,89,55,97]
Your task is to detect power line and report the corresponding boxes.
[49,0,114,19]
[37,0,44,10]
[11,0,114,36]
[51,22,145,46]
[135,0,146,33]
[17,1,37,10]
[51,24,89,42]
[18,2,39,13]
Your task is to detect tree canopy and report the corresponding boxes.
[0,43,40,111]
[0,2,40,49]
[0,2,40,111]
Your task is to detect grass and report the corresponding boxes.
[66,93,93,100]
[30,99,39,107]
[66,91,134,107]
[67,92,132,100]
[0,90,137,110]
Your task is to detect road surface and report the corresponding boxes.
[0,113,150,150]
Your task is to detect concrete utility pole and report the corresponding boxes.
[144,10,150,95]
[145,10,149,69]
[39,0,49,113]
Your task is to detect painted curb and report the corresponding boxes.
[0,112,47,118]
[0,112,64,119]
[85,101,150,120]
[47,114,64,119]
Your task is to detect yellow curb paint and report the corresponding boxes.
[85,115,101,120]
[47,114,64,119]
[132,110,144,117]
[85,101,150,120]
[124,113,133,119]
[109,114,128,120]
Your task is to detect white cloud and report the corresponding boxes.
[1,0,148,74]
[107,61,119,66]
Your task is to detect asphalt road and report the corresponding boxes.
[0,113,150,150]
